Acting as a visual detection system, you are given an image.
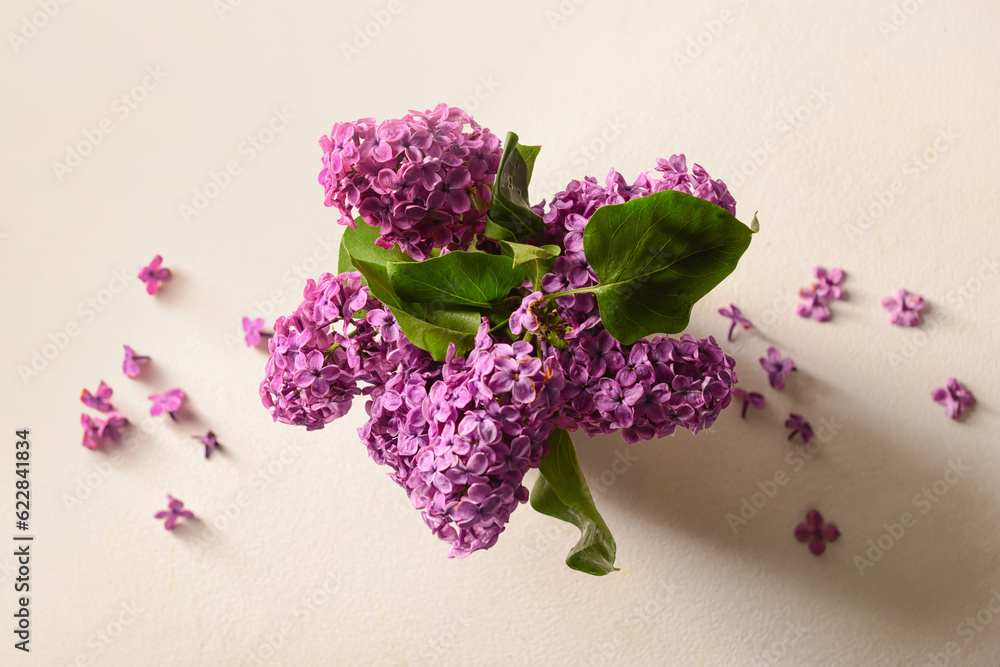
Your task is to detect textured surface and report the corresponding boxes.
[2,1,999,665]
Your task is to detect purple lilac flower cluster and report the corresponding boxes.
[260,272,398,431]
[266,154,744,559]
[318,104,502,260]
[360,320,564,558]
[530,156,739,444]
[554,331,736,444]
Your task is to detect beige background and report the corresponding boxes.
[3,1,1000,665]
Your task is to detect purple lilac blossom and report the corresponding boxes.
[149,388,185,419]
[358,319,564,558]
[318,104,502,260]
[796,267,846,321]
[732,388,765,419]
[794,510,840,556]
[122,345,150,378]
[718,304,753,341]
[760,347,795,390]
[931,378,976,420]
[193,431,221,459]
[243,317,268,346]
[81,381,115,412]
[259,271,398,431]
[785,414,814,444]
[881,289,925,326]
[154,495,195,531]
[139,255,172,295]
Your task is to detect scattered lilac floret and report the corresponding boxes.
[718,304,753,341]
[154,495,195,531]
[759,347,796,390]
[81,414,102,450]
[242,317,271,346]
[931,378,976,420]
[192,431,221,459]
[785,413,814,444]
[795,510,840,556]
[123,345,151,378]
[813,267,846,302]
[732,388,765,419]
[795,287,832,322]
[139,255,172,295]
[796,266,846,322]
[881,289,924,327]
[81,381,115,412]
[98,413,129,443]
[509,291,544,335]
[149,388,185,421]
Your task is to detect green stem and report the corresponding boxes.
[543,286,598,301]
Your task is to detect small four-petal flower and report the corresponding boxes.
[192,431,221,459]
[154,495,195,531]
[122,345,151,378]
[139,255,172,295]
[149,388,185,420]
[718,304,753,342]
[785,413,814,444]
[81,381,115,412]
[795,509,840,556]
[732,388,765,419]
[881,288,924,327]
[760,347,796,390]
[931,378,975,420]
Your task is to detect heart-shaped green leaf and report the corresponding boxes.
[387,251,524,309]
[583,190,754,344]
[531,428,618,576]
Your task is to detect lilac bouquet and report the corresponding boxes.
[260,104,757,575]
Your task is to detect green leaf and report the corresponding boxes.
[516,143,541,183]
[338,233,354,275]
[486,132,544,242]
[531,429,618,576]
[387,251,524,310]
[498,240,560,290]
[350,256,479,361]
[341,217,412,266]
[583,190,754,344]
[484,219,516,242]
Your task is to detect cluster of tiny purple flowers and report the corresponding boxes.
[260,272,398,431]
[318,104,502,260]
[263,154,747,558]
